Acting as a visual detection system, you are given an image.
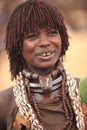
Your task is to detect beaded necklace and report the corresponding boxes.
[13,68,85,130]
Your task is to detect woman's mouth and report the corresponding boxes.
[37,51,55,60]
[40,52,53,57]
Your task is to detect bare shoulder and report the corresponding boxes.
[0,87,13,98]
[0,87,16,122]
[0,87,14,107]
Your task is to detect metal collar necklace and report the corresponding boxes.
[22,68,62,92]
[29,75,62,93]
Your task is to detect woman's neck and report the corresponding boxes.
[25,65,56,76]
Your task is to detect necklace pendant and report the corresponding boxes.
[39,76,52,92]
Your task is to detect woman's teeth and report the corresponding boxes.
[41,52,52,57]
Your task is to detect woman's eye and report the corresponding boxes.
[48,30,59,36]
[26,33,38,40]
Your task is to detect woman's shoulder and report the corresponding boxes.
[0,87,16,120]
[0,87,15,105]
[0,87,13,97]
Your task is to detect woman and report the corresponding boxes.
[0,0,85,130]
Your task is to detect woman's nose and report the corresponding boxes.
[38,35,50,47]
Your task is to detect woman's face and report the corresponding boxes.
[22,28,62,74]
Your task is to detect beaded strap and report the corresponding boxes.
[66,71,85,130]
[13,72,43,130]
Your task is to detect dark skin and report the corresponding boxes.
[0,88,16,130]
[0,79,80,129]
[0,27,62,129]
[0,89,62,130]
[0,26,81,130]
[22,28,62,75]
[0,23,81,129]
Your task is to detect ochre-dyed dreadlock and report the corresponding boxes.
[5,0,69,79]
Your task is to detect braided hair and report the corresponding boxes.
[6,0,69,79]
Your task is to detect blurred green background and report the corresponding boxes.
[0,0,87,90]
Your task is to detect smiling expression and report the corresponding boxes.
[22,28,62,74]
